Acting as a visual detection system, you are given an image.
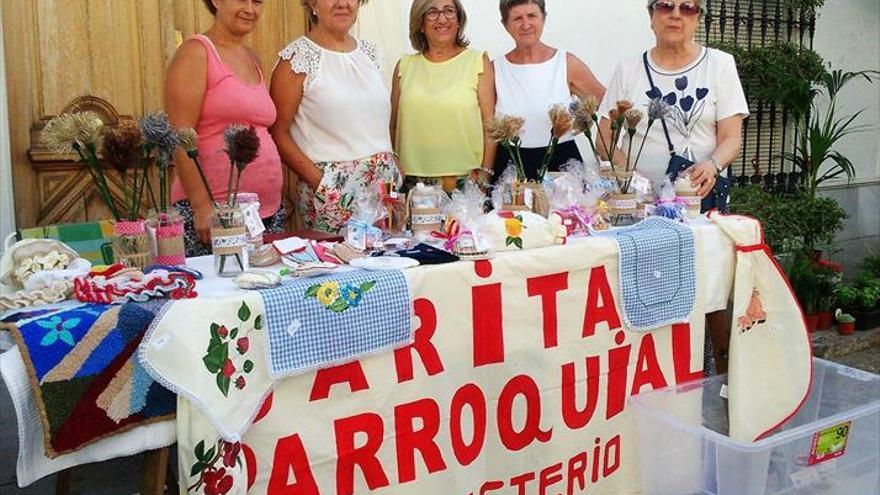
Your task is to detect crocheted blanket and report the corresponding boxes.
[0,301,175,457]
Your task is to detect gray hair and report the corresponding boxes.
[647,0,706,16]
[499,0,547,24]
[409,0,470,53]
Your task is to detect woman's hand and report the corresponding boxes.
[192,201,215,246]
[687,161,717,198]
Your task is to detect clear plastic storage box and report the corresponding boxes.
[630,358,879,495]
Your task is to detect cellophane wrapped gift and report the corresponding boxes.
[441,181,492,258]
[345,188,385,252]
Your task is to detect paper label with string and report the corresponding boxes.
[630,171,652,195]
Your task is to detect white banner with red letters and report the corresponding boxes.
[171,233,712,495]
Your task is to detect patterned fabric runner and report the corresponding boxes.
[260,269,412,379]
[0,301,175,457]
[598,217,696,331]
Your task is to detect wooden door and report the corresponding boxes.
[2,0,306,228]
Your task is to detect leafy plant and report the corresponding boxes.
[708,41,827,113]
[728,185,846,253]
[782,70,879,197]
[835,309,855,324]
[784,251,823,314]
[860,252,880,277]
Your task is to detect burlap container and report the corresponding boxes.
[148,213,186,266]
[502,181,549,217]
[608,192,638,216]
[211,206,249,277]
[675,179,703,219]
[407,185,444,237]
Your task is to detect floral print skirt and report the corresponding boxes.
[297,152,401,234]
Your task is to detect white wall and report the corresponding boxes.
[813,0,880,184]
[0,2,15,251]
[361,0,653,85]
[813,0,880,267]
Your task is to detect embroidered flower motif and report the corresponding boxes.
[316,281,340,307]
[188,439,241,494]
[504,215,527,250]
[340,284,363,308]
[306,280,376,313]
[36,315,79,347]
[201,301,262,397]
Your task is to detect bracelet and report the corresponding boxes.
[709,156,724,176]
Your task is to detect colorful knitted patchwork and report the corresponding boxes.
[18,221,115,265]
[0,301,175,457]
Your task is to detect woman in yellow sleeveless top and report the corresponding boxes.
[391,0,496,192]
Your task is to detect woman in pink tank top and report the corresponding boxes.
[165,0,284,256]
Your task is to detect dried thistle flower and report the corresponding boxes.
[548,104,574,139]
[103,120,142,172]
[570,95,600,135]
[616,100,634,116]
[647,97,673,122]
[624,108,644,131]
[139,111,180,162]
[177,127,199,156]
[486,115,525,143]
[224,124,261,170]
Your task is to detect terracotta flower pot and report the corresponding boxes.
[837,321,855,336]
[804,313,820,333]
[817,311,833,331]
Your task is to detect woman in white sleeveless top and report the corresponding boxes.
[493,0,606,181]
[270,0,400,234]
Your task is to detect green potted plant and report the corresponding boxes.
[835,309,856,336]
[785,252,822,331]
[852,273,880,331]
[814,259,843,330]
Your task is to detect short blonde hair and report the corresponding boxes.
[301,0,370,27]
[409,0,470,53]
[646,0,706,16]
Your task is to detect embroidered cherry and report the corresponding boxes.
[218,325,229,338]
[217,473,234,495]
[235,376,246,390]
[236,337,249,354]
[222,441,241,468]
[222,359,235,378]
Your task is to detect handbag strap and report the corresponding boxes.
[643,52,676,156]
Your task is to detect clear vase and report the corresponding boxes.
[608,192,638,226]
[211,206,249,278]
[112,220,152,270]
[148,212,186,266]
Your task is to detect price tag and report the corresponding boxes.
[630,171,652,195]
[242,203,265,237]
[809,421,851,466]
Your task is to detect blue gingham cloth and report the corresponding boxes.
[598,217,696,331]
[260,270,412,379]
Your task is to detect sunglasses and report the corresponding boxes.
[652,1,702,17]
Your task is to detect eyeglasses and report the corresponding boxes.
[425,6,458,22]
[651,1,702,17]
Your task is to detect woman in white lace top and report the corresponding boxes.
[270,0,401,233]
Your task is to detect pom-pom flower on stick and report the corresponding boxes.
[103,120,145,220]
[486,115,526,182]
[538,104,574,179]
[177,127,217,209]
[140,111,180,216]
[42,111,121,220]
[223,124,261,208]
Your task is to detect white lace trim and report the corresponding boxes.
[358,39,381,70]
[278,37,322,89]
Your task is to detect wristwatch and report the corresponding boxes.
[709,156,724,176]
